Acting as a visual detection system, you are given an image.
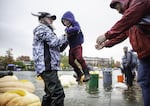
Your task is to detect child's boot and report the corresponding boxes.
[73,69,84,82]
[83,68,90,82]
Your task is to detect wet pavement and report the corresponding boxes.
[12,70,144,106]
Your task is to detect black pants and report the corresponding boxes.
[124,67,133,87]
[40,70,65,106]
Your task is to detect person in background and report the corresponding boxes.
[122,46,133,89]
[61,11,90,82]
[32,12,68,106]
[95,0,150,105]
[129,49,138,81]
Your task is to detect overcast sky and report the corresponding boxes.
[0,0,131,61]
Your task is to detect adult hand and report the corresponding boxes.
[96,34,106,45]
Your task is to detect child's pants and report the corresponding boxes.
[69,45,87,75]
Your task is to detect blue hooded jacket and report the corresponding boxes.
[61,11,84,48]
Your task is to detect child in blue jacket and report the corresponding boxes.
[61,11,90,82]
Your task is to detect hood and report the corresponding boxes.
[110,0,131,12]
[61,11,75,25]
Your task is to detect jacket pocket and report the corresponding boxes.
[129,26,150,52]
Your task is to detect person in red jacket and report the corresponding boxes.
[95,0,150,105]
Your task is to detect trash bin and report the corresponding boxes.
[103,69,112,90]
[87,71,99,93]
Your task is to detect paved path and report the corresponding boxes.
[12,70,144,106]
[64,81,143,106]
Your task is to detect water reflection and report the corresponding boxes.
[10,70,143,106]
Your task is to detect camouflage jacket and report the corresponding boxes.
[33,24,68,75]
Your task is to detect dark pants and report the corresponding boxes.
[137,56,150,106]
[40,71,65,106]
[69,45,87,75]
[124,66,133,87]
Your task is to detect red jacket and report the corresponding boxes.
[104,0,150,59]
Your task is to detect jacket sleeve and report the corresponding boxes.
[46,32,67,48]
[122,52,132,68]
[60,41,68,52]
[104,32,128,47]
[35,25,67,48]
[105,0,149,40]
[66,21,81,35]
[126,52,132,67]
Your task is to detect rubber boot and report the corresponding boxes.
[83,68,90,82]
[73,69,83,82]
[55,100,64,106]
[73,73,84,82]
[41,95,51,106]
